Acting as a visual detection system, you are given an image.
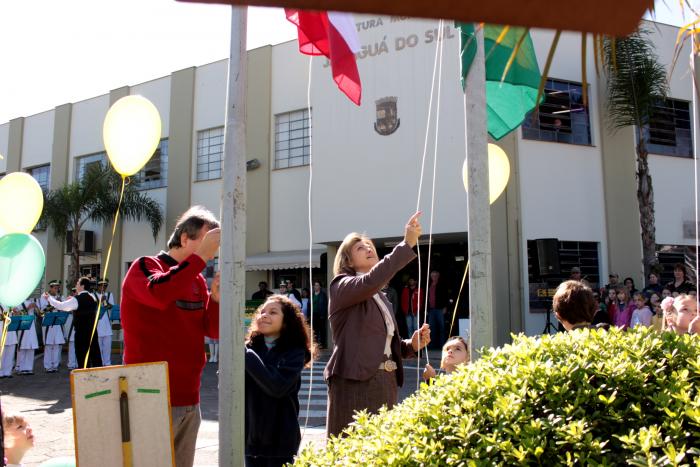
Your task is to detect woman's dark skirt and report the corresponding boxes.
[326,369,398,438]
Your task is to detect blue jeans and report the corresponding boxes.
[405,313,418,336]
[428,308,446,349]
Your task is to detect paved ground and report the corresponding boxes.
[1,348,441,466]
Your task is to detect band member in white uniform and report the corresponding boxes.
[64,287,78,369]
[96,278,114,366]
[15,299,39,375]
[40,280,66,373]
[0,305,18,378]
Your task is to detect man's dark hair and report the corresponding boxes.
[259,281,268,288]
[167,206,220,249]
[78,276,93,292]
[553,280,595,325]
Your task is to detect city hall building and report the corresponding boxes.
[0,17,696,342]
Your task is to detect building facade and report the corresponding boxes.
[0,17,696,342]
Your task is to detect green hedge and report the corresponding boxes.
[295,328,700,466]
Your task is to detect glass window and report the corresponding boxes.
[522,79,592,146]
[27,164,50,191]
[74,152,106,182]
[196,127,224,181]
[275,109,311,169]
[133,139,168,189]
[644,98,692,158]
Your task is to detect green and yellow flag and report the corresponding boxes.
[459,23,543,141]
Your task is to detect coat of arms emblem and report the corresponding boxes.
[374,96,400,136]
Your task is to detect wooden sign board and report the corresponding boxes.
[177,0,653,36]
[70,362,175,467]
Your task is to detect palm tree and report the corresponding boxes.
[41,163,163,284]
[603,29,669,278]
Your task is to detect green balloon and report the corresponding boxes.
[0,233,45,307]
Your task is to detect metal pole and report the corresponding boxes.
[219,6,247,466]
[465,26,494,359]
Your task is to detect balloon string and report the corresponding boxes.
[84,176,125,368]
[448,260,469,342]
[0,312,10,361]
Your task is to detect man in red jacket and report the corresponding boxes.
[121,206,221,467]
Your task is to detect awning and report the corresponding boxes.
[246,247,326,271]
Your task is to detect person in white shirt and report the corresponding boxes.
[0,305,18,378]
[14,300,39,375]
[95,278,114,366]
[63,287,78,369]
[278,283,302,309]
[39,280,66,373]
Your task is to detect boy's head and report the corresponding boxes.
[440,336,469,371]
[552,280,595,329]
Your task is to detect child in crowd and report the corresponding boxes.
[649,292,664,331]
[613,288,634,330]
[662,288,672,299]
[630,293,653,328]
[669,294,699,336]
[661,296,676,332]
[423,336,470,381]
[605,288,618,324]
[244,295,313,467]
[3,413,35,466]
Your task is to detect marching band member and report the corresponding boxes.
[64,287,78,369]
[40,280,66,373]
[15,299,39,375]
[96,278,114,366]
[0,305,17,378]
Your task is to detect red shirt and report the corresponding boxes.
[121,251,219,406]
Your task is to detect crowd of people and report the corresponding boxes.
[0,278,116,378]
[4,203,700,467]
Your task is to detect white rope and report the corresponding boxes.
[301,55,315,440]
[692,48,699,293]
[421,18,447,360]
[415,19,444,387]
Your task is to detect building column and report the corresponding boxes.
[46,104,73,288]
[167,67,196,235]
[6,118,23,173]
[597,76,643,283]
[103,87,130,299]
[490,132,523,345]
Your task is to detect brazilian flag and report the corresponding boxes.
[459,23,543,141]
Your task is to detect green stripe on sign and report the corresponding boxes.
[137,388,161,394]
[85,389,111,399]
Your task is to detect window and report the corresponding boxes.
[27,164,50,191]
[197,127,224,181]
[74,152,106,182]
[275,109,311,169]
[133,139,168,189]
[644,98,692,158]
[522,79,591,145]
[527,240,600,314]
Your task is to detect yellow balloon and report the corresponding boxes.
[462,143,511,204]
[103,95,162,177]
[0,172,44,234]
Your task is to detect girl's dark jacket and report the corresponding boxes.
[245,338,306,458]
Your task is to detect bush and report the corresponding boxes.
[295,327,700,466]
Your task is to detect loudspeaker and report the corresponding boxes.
[536,238,560,276]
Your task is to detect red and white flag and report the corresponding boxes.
[285,9,362,106]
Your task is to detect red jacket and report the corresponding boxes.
[121,251,219,406]
[400,286,424,315]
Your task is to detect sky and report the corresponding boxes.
[0,0,695,125]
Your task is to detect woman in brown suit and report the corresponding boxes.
[324,211,431,437]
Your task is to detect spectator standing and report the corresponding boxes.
[427,270,449,349]
[120,206,221,467]
[312,281,329,348]
[569,267,582,281]
[279,283,302,310]
[401,278,424,336]
[642,272,663,298]
[666,263,696,295]
[630,293,653,328]
[382,283,405,338]
[286,280,302,304]
[591,291,611,327]
[300,288,310,319]
[251,282,273,301]
[623,277,639,296]
[604,273,620,294]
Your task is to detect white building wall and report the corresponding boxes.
[122,188,168,260]
[131,76,172,138]
[0,123,8,173]
[21,110,55,169]
[69,94,110,177]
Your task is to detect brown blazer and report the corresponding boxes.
[324,242,417,386]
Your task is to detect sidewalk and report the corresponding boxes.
[1,348,443,465]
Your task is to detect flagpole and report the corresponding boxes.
[219,5,247,466]
[464,26,495,358]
